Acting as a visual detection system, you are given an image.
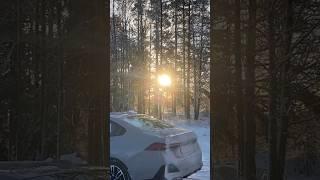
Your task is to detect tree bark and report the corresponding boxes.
[40,0,47,160]
[268,0,279,179]
[244,0,257,179]
[186,0,191,119]
[173,0,178,116]
[234,0,244,178]
[56,0,64,160]
[276,0,293,179]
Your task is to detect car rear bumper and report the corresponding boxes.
[144,165,166,180]
[182,165,202,178]
[143,150,202,180]
[165,150,203,180]
[144,163,203,180]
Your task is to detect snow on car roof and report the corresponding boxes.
[110,112,128,119]
[110,111,140,119]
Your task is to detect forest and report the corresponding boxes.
[111,0,320,179]
[0,0,320,179]
[110,0,210,120]
[212,0,320,179]
[0,0,109,165]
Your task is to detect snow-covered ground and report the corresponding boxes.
[167,117,211,180]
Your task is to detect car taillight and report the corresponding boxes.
[145,143,166,151]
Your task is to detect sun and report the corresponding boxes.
[158,74,172,87]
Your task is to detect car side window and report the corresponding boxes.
[110,121,126,137]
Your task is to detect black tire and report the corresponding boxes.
[110,158,131,180]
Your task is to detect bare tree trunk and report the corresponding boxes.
[186,0,191,119]
[234,0,244,178]
[56,0,64,160]
[149,22,152,115]
[210,0,215,177]
[111,0,118,111]
[193,29,199,120]
[278,0,292,175]
[195,10,202,121]
[244,0,257,179]
[195,1,206,121]
[192,6,197,120]
[154,1,159,118]
[160,0,163,65]
[12,0,22,160]
[33,0,41,160]
[182,0,186,119]
[93,0,109,166]
[270,0,293,179]
[268,0,279,179]
[159,0,163,120]
[173,0,178,116]
[40,0,47,159]
[137,0,145,114]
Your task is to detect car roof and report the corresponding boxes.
[110,112,128,119]
[110,113,159,129]
[110,112,150,119]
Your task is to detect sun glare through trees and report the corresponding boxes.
[158,74,172,87]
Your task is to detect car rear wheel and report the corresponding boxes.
[110,159,131,180]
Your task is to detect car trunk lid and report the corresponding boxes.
[148,128,198,157]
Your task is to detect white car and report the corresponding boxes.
[110,113,202,180]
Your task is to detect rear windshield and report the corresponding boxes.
[123,115,174,129]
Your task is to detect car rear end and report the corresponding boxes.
[119,115,202,180]
[151,128,203,179]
